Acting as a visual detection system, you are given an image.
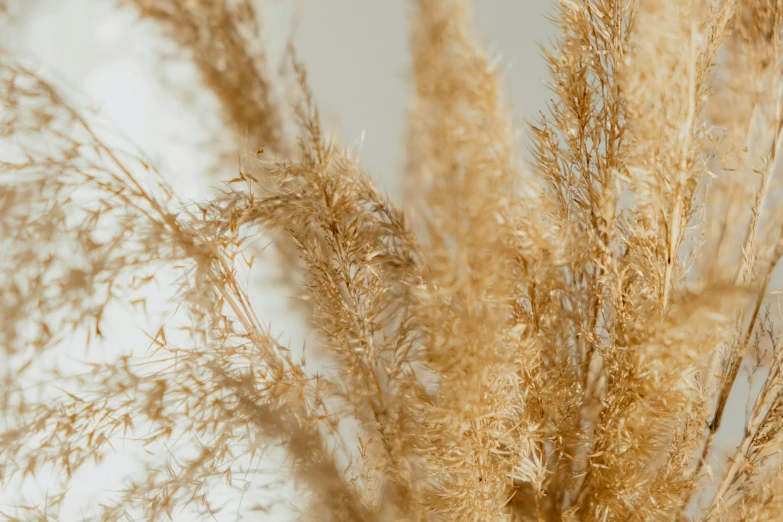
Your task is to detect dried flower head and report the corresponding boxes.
[2,0,783,521]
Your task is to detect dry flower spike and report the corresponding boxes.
[2,0,783,521]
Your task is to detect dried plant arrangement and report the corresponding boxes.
[2,0,783,520]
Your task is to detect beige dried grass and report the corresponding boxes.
[2,0,783,520]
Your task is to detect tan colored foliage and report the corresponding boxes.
[2,0,783,520]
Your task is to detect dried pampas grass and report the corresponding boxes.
[2,0,783,520]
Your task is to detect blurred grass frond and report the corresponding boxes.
[3,0,783,521]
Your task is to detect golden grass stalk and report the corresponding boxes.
[3,0,783,520]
